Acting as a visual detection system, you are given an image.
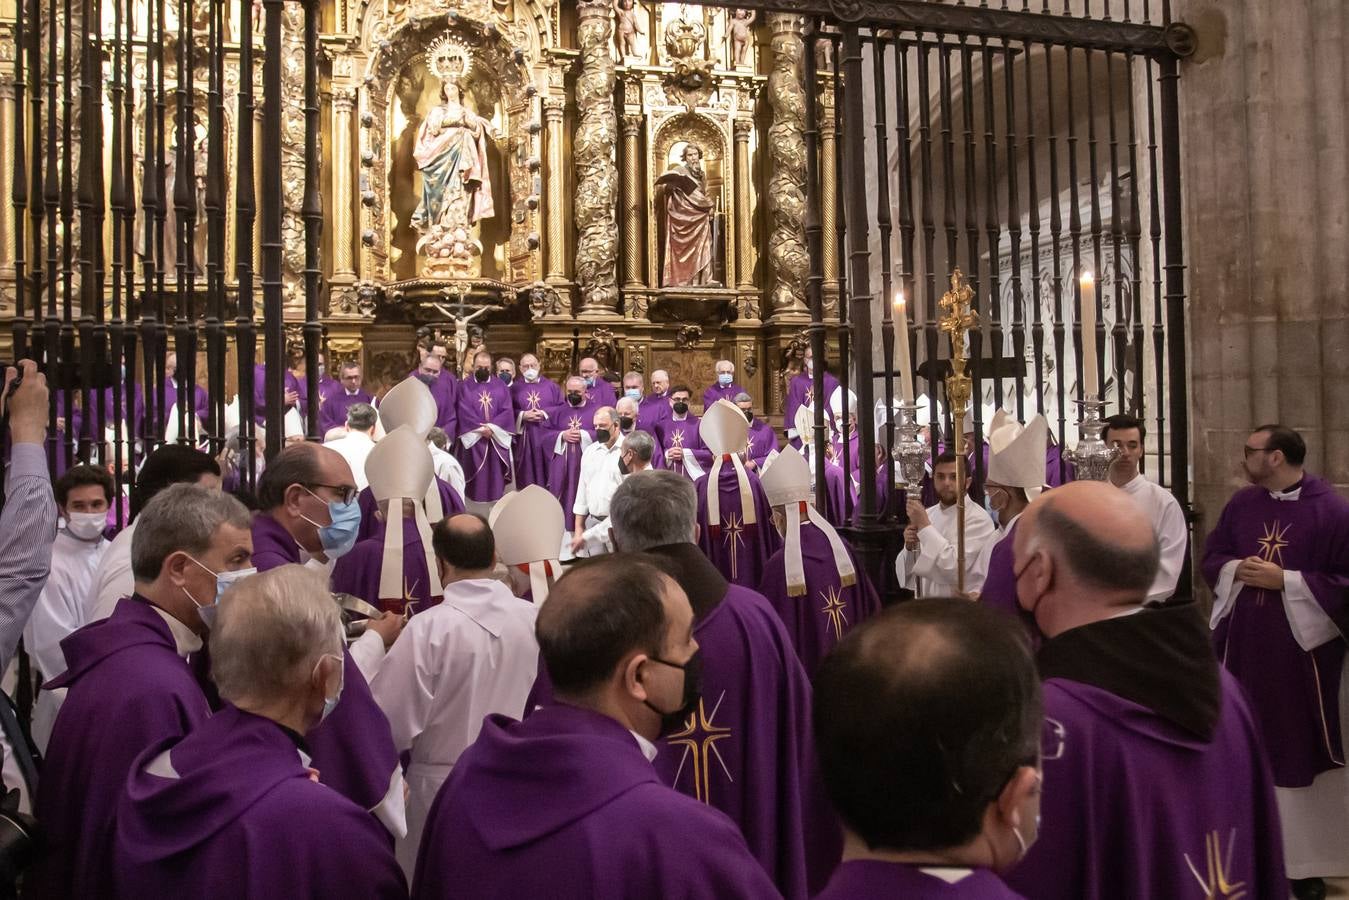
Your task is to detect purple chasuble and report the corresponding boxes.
[583,379,617,407]
[820,460,851,527]
[509,376,563,489]
[756,515,882,679]
[250,510,305,573]
[784,370,839,448]
[320,388,373,435]
[113,704,406,899]
[818,861,1024,899]
[654,415,712,478]
[637,393,671,433]
[165,378,210,424]
[404,368,458,433]
[307,650,402,822]
[1203,476,1349,787]
[701,381,745,410]
[411,703,777,899]
[694,460,782,588]
[332,516,437,616]
[355,479,463,543]
[1007,604,1287,900]
[453,373,515,502]
[979,520,1043,647]
[318,373,341,403]
[30,596,211,900]
[252,365,302,425]
[745,417,778,468]
[542,398,602,519]
[1045,442,1072,487]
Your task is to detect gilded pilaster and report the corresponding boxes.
[574,0,620,317]
[819,89,839,293]
[0,79,14,272]
[732,117,754,293]
[543,96,568,285]
[331,87,357,277]
[766,14,808,317]
[621,113,644,290]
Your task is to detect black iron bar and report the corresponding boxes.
[204,0,226,454]
[802,21,828,513]
[915,36,942,461]
[1159,53,1188,506]
[12,0,27,361]
[1126,53,1146,433]
[109,0,128,514]
[1106,48,1128,414]
[1024,39,1045,419]
[1004,42,1026,420]
[261,0,285,461]
[1046,40,1068,480]
[872,33,895,519]
[173,0,192,444]
[27,0,43,373]
[830,32,851,523]
[43,0,60,470]
[236,0,258,489]
[303,0,323,441]
[74,0,95,467]
[1065,41,1084,409]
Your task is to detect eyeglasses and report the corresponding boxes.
[1243,445,1273,459]
[306,482,359,505]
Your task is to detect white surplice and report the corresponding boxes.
[429,443,467,503]
[1117,472,1188,604]
[323,431,376,491]
[369,578,539,877]
[895,501,997,597]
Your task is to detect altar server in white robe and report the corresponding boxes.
[370,512,539,878]
[896,450,996,597]
[1104,413,1188,604]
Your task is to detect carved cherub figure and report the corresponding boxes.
[726,9,756,68]
[614,0,646,60]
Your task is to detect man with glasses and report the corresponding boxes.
[1203,425,1349,900]
[1005,481,1286,900]
[1102,414,1188,604]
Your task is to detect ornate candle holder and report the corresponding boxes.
[890,401,928,487]
[1067,399,1119,482]
[938,269,979,594]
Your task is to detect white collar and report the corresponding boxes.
[150,606,204,659]
[1268,481,1304,501]
[918,867,976,884]
[629,730,658,762]
[345,388,360,396]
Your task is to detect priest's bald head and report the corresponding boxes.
[814,599,1042,873]
[536,555,699,744]
[1013,480,1160,638]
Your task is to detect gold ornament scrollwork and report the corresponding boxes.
[574,0,621,315]
[766,14,809,317]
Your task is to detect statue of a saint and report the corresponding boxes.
[614,0,646,60]
[726,10,756,68]
[411,76,497,272]
[656,143,717,287]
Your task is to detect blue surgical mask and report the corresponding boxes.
[625,388,642,401]
[717,373,733,386]
[984,495,1000,529]
[186,557,257,630]
[301,488,362,560]
[584,376,595,387]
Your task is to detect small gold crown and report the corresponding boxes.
[428,33,473,83]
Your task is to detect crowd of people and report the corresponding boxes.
[0,344,1346,899]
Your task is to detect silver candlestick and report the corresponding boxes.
[890,402,928,488]
[1067,399,1119,482]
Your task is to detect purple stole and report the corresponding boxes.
[509,376,563,489]
[453,374,515,502]
[695,460,782,588]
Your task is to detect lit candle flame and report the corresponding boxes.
[894,291,905,309]
[1080,271,1095,285]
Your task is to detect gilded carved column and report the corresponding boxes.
[766,14,808,316]
[331,87,357,277]
[543,96,568,285]
[819,88,839,295]
[732,118,754,293]
[0,80,14,272]
[620,113,644,289]
[573,0,620,316]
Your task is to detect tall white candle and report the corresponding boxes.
[894,292,915,403]
[1079,271,1098,399]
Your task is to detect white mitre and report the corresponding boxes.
[366,425,443,602]
[376,377,444,520]
[986,409,1049,497]
[699,398,757,527]
[758,445,856,598]
[491,485,565,604]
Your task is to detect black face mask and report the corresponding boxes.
[498,371,513,385]
[416,373,437,388]
[567,392,584,406]
[672,401,689,416]
[619,415,634,432]
[644,650,703,737]
[595,427,612,444]
[474,367,490,383]
[743,409,754,424]
[618,454,631,476]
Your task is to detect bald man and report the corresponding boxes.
[638,369,672,433]
[578,357,617,406]
[1004,482,1285,900]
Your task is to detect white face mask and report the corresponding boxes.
[65,511,107,542]
[522,367,539,382]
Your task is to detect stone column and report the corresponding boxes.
[330,87,357,277]
[733,118,754,292]
[1178,0,1349,531]
[573,0,620,317]
[766,13,808,316]
[543,96,569,285]
[620,113,645,289]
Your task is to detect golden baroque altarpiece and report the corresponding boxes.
[0,0,847,414]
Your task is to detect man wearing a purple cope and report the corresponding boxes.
[543,376,601,519]
[814,600,1043,899]
[578,355,618,406]
[319,360,373,435]
[1202,424,1349,898]
[510,352,563,489]
[1005,481,1287,900]
[164,350,210,427]
[454,349,515,504]
[411,555,778,899]
[29,484,253,900]
[737,392,778,470]
[702,358,746,410]
[608,471,840,899]
[784,345,839,449]
[633,368,672,434]
[249,443,409,839]
[113,565,406,899]
[409,339,458,433]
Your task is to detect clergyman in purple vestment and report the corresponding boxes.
[783,354,840,448]
[1202,425,1349,883]
[654,388,712,478]
[813,600,1043,900]
[113,568,406,899]
[332,514,437,616]
[637,369,672,434]
[454,355,515,502]
[695,461,781,588]
[355,478,464,542]
[543,380,601,521]
[412,555,777,899]
[702,379,746,410]
[509,357,563,489]
[321,384,374,435]
[1005,481,1286,900]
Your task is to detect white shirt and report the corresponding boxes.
[26,530,109,680]
[429,443,467,502]
[370,578,539,876]
[1117,472,1187,604]
[573,439,624,520]
[896,501,997,597]
[324,430,376,491]
[88,522,137,623]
